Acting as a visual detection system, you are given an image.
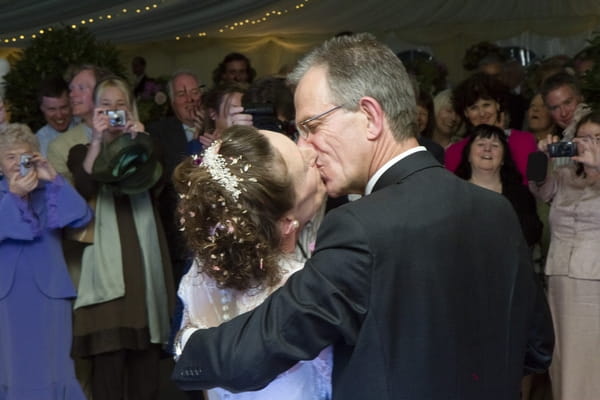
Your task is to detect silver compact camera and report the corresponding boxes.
[107,109,127,127]
[19,154,33,176]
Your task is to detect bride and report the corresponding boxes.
[172,125,331,399]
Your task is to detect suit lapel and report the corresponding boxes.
[372,150,442,193]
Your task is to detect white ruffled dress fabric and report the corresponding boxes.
[175,256,332,400]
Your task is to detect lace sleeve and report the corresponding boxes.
[174,260,238,359]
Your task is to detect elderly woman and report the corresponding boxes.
[0,123,92,399]
[67,76,174,400]
[455,124,542,247]
[174,126,331,400]
[445,72,537,184]
[430,89,461,149]
[530,110,600,400]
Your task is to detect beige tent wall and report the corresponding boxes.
[117,17,599,90]
[2,16,598,93]
[117,33,330,86]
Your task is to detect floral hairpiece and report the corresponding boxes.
[201,140,241,201]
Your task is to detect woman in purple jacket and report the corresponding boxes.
[0,123,93,399]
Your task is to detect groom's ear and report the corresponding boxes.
[359,96,384,141]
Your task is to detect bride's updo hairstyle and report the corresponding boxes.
[173,125,295,291]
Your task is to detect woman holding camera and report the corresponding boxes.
[529,110,600,400]
[67,76,174,400]
[0,124,92,399]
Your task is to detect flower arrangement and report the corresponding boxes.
[135,76,172,123]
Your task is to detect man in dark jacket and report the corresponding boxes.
[173,33,554,400]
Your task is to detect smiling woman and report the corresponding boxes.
[0,123,92,399]
[445,73,538,181]
[455,124,542,247]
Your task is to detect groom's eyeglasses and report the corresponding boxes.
[296,105,342,139]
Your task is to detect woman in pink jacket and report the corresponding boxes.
[445,72,536,184]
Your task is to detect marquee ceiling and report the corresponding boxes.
[1,0,600,47]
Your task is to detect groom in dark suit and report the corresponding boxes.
[173,33,553,399]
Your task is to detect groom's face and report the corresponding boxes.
[294,66,370,197]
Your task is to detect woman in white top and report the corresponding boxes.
[173,125,331,400]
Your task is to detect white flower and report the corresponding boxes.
[154,91,167,105]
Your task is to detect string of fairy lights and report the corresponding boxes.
[174,0,312,41]
[0,0,313,45]
[0,3,161,44]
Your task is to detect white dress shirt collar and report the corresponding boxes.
[365,146,426,195]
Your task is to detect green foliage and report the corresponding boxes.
[4,26,125,131]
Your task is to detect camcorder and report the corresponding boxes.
[19,154,33,176]
[547,141,577,158]
[107,109,127,127]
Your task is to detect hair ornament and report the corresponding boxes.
[201,140,242,200]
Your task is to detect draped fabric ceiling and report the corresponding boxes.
[1,0,600,85]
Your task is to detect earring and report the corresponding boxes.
[291,220,300,231]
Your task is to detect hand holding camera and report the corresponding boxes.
[573,136,600,172]
[230,105,253,127]
[538,133,578,158]
[9,153,38,197]
[31,153,57,182]
[93,108,144,139]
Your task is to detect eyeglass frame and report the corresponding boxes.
[296,105,342,138]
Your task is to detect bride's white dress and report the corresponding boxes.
[175,256,332,400]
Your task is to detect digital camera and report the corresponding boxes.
[107,109,127,127]
[19,154,33,176]
[547,141,577,158]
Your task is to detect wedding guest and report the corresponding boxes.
[36,76,76,156]
[445,72,537,183]
[416,89,444,163]
[147,69,204,284]
[212,52,256,86]
[0,123,92,399]
[431,89,461,148]
[530,110,600,400]
[455,124,542,247]
[67,76,174,400]
[526,93,560,141]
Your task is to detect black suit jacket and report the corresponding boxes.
[147,117,190,281]
[173,150,554,399]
